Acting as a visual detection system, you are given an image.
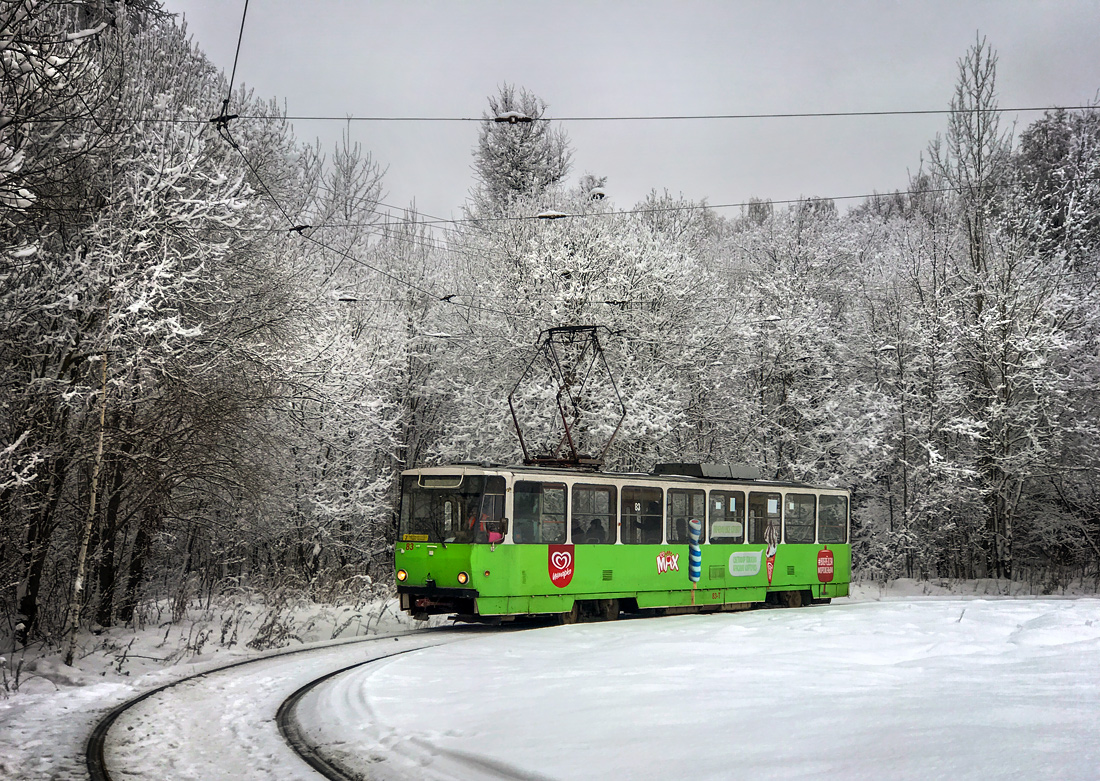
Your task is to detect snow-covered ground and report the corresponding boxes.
[3,581,1100,780]
[105,628,474,780]
[300,595,1100,780]
[0,595,432,779]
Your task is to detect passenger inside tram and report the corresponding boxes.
[584,519,607,544]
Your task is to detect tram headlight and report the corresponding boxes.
[396,569,408,582]
[457,571,469,585]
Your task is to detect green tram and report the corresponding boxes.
[395,463,850,622]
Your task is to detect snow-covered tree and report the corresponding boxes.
[0,6,323,642]
[1012,107,1100,271]
[471,83,572,213]
[435,183,718,469]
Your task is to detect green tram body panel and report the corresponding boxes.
[395,465,852,618]
[396,542,851,616]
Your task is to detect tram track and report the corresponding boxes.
[85,627,473,781]
[275,646,424,781]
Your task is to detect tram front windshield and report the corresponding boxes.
[400,474,505,543]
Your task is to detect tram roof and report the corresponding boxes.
[404,462,848,493]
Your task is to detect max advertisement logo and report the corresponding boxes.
[656,551,680,574]
[548,544,574,588]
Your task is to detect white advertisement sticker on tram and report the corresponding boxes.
[710,521,743,538]
[728,550,762,577]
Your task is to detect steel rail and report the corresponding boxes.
[276,625,536,781]
[84,628,454,781]
[275,647,426,780]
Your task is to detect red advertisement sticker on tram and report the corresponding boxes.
[817,548,834,583]
[548,544,574,588]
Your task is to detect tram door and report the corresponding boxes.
[747,491,781,545]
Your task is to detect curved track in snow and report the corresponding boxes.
[86,628,484,781]
[275,646,424,781]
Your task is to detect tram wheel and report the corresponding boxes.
[559,601,581,625]
[598,599,619,621]
[781,591,804,608]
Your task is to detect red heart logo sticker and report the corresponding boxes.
[548,544,574,588]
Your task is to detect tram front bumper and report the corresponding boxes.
[398,584,480,616]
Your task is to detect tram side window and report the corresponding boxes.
[623,486,663,544]
[513,481,566,544]
[667,489,706,544]
[572,484,616,544]
[784,493,816,543]
[748,491,781,545]
[709,490,745,544]
[819,495,849,543]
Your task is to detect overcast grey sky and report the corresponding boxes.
[166,0,1100,223]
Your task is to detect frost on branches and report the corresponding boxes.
[3,25,1100,664]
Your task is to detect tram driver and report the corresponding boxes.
[464,508,506,544]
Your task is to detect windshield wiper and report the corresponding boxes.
[430,519,447,549]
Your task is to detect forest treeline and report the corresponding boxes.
[2,3,1099,649]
